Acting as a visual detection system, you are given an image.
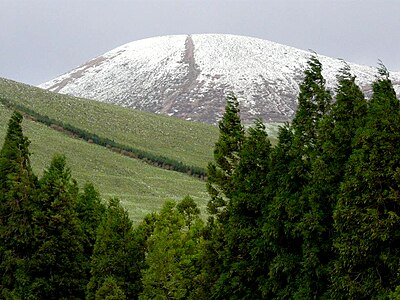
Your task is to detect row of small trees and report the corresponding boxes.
[2,55,400,299]
[0,98,207,179]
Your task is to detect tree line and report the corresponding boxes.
[202,57,400,299]
[2,56,400,299]
[0,97,207,179]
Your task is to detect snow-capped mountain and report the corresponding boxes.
[40,34,400,124]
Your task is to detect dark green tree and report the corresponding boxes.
[294,65,368,298]
[332,65,400,298]
[292,55,332,156]
[202,92,245,297]
[318,64,367,171]
[76,183,106,283]
[87,198,142,299]
[262,56,332,298]
[0,111,37,297]
[207,92,245,218]
[212,119,272,299]
[95,276,126,300]
[262,124,300,298]
[289,56,332,298]
[21,155,86,299]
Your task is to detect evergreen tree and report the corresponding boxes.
[202,92,245,297]
[177,195,201,229]
[0,111,37,297]
[207,92,245,218]
[95,277,126,300]
[294,65,368,298]
[318,64,367,172]
[87,198,142,299]
[262,124,301,298]
[200,211,226,298]
[289,55,332,298]
[332,65,400,298]
[76,183,106,283]
[21,155,86,299]
[292,55,332,155]
[262,56,331,298]
[140,198,204,300]
[212,119,272,299]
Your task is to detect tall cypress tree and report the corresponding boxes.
[87,198,142,300]
[318,64,367,171]
[332,65,400,298]
[296,65,367,298]
[23,155,86,299]
[206,92,245,219]
[262,124,300,298]
[262,56,331,298]
[76,183,106,285]
[212,120,272,299]
[292,55,332,158]
[0,111,37,297]
[202,92,245,297]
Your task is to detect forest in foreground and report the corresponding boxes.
[2,56,400,299]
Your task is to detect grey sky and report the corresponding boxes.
[1,0,399,85]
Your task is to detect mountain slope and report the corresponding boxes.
[0,104,208,224]
[41,34,400,124]
[0,78,218,170]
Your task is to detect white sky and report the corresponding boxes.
[1,0,399,85]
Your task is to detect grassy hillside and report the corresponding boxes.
[0,77,284,223]
[0,78,218,170]
[0,103,209,224]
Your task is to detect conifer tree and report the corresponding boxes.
[312,64,367,222]
[292,55,332,156]
[262,56,331,298]
[332,65,400,298]
[76,183,106,283]
[22,155,86,299]
[87,198,142,299]
[207,92,245,218]
[95,277,126,300]
[212,120,272,299]
[0,111,37,297]
[290,56,332,298]
[140,199,204,300]
[295,66,368,297]
[262,124,300,298]
[202,92,245,297]
[177,195,201,228]
[318,64,367,171]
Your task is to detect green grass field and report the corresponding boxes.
[0,78,219,170]
[0,77,284,224]
[0,104,209,224]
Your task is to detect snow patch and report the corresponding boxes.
[39,34,400,124]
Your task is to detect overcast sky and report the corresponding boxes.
[1,0,399,85]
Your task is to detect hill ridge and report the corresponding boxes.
[40,34,400,124]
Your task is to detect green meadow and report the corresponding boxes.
[0,103,209,224]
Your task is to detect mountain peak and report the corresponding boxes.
[40,34,400,124]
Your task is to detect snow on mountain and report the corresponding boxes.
[40,34,400,124]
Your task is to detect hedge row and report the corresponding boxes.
[0,97,207,179]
